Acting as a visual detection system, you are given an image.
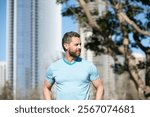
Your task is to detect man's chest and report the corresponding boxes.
[52,67,90,83]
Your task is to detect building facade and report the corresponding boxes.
[6,0,62,99]
[0,61,6,95]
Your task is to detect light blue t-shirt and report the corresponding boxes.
[45,57,100,100]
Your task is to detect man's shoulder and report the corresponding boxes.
[80,58,91,63]
[48,58,63,68]
[52,58,63,65]
[79,58,95,66]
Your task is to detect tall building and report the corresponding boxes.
[0,61,6,95]
[6,0,62,99]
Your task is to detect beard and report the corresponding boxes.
[69,49,81,58]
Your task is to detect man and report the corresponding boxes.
[44,31,104,100]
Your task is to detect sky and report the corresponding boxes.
[0,0,77,61]
[0,0,6,61]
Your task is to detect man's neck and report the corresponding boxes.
[64,55,75,63]
[64,53,78,63]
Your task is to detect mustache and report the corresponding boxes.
[76,49,81,52]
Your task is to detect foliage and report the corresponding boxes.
[0,81,13,100]
[56,0,150,98]
[57,0,150,70]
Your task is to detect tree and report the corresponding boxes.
[0,81,13,100]
[56,0,150,99]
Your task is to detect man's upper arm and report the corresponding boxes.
[44,80,53,90]
[92,77,104,100]
[43,79,53,100]
[45,66,55,84]
[92,77,103,89]
[89,63,100,81]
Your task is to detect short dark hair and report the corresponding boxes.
[62,31,80,51]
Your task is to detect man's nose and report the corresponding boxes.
[78,45,81,49]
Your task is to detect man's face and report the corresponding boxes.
[65,37,81,58]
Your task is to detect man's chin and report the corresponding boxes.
[70,52,81,58]
[72,54,80,58]
[76,53,80,57]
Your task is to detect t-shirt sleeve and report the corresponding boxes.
[89,63,100,81]
[45,66,55,84]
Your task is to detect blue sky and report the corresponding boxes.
[0,0,6,61]
[0,0,77,61]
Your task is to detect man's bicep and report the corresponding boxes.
[44,80,53,90]
[43,80,53,100]
[92,77,103,88]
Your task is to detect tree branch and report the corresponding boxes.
[78,0,100,30]
[119,12,150,36]
[133,33,148,52]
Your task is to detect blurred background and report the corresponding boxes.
[0,0,150,100]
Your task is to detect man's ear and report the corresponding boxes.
[64,43,69,51]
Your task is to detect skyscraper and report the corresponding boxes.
[6,0,62,99]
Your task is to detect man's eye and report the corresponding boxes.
[75,44,81,46]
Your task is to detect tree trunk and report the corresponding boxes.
[145,50,150,98]
[145,50,150,86]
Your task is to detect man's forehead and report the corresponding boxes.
[70,37,81,42]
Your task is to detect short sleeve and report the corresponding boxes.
[89,63,100,81]
[45,66,55,84]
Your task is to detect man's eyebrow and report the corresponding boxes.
[75,43,81,45]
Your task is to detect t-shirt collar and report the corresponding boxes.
[63,57,79,65]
